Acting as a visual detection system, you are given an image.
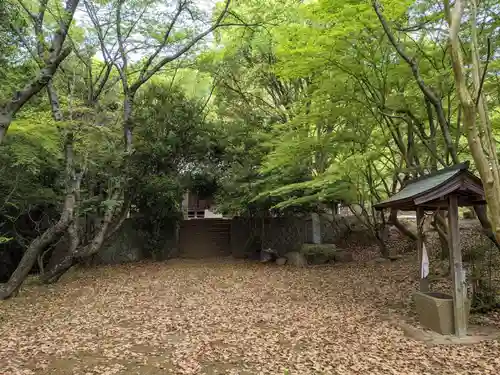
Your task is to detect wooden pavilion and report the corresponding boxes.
[374,162,486,337]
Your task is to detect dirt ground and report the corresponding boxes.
[1,255,499,375]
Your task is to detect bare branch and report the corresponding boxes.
[8,23,40,64]
[16,0,36,21]
[130,0,232,93]
[372,1,439,105]
[475,37,491,107]
[372,0,458,163]
[0,0,79,143]
[137,0,186,83]
[115,0,127,71]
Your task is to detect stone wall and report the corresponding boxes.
[92,219,145,264]
[1,213,374,279]
[76,213,377,264]
[231,216,311,258]
[230,214,376,258]
[77,214,374,264]
[93,218,178,264]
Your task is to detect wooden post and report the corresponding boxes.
[416,207,429,292]
[448,195,467,337]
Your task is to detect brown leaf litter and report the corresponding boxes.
[1,233,499,374]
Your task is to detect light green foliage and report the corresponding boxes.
[207,0,500,219]
[0,236,12,244]
[149,68,214,101]
[7,113,61,174]
[0,111,62,209]
[0,34,124,250]
[0,111,62,250]
[0,0,84,106]
[0,1,36,104]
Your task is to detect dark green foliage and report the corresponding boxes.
[0,1,40,105]
[188,174,219,200]
[130,83,224,255]
[133,84,217,174]
[300,243,337,265]
[133,175,183,260]
[466,243,500,312]
[0,111,63,281]
[0,112,62,230]
[0,1,25,66]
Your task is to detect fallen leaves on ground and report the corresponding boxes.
[0,234,499,375]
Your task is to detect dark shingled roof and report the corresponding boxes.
[374,163,485,210]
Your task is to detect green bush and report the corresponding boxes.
[300,243,337,264]
[466,243,500,312]
[300,243,337,256]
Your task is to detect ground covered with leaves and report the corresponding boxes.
[1,246,500,375]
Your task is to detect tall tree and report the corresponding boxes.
[0,0,80,143]
[85,0,240,151]
[31,0,257,285]
[372,0,500,249]
[446,0,500,243]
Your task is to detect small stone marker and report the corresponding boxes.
[284,252,307,267]
[276,257,287,266]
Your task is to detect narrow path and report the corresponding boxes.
[1,260,499,374]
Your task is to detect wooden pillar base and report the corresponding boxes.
[448,194,467,337]
[420,277,429,292]
[416,207,428,293]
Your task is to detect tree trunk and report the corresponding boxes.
[375,0,500,249]
[0,112,12,144]
[0,178,75,298]
[38,71,82,284]
[375,232,389,258]
[349,204,389,257]
[104,193,131,241]
[0,0,79,144]
[41,167,82,284]
[376,214,390,257]
[447,0,500,245]
[0,135,79,298]
[0,209,73,299]
[474,205,500,251]
[432,211,449,260]
[39,255,74,284]
[76,190,120,258]
[123,95,134,152]
[40,190,123,282]
[40,220,80,284]
[388,209,417,241]
[47,82,64,121]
